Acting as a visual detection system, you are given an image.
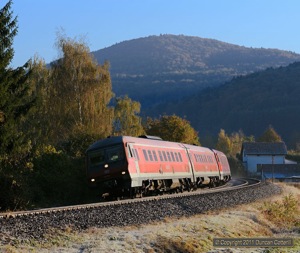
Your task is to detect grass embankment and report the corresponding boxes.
[1,183,299,253]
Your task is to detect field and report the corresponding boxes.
[1,183,299,253]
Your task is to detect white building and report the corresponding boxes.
[241,142,287,174]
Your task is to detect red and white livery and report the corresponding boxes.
[86,136,231,197]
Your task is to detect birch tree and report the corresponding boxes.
[49,35,114,143]
[113,95,144,136]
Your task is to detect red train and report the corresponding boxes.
[86,135,231,198]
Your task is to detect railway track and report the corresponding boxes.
[0,178,280,242]
[0,178,258,219]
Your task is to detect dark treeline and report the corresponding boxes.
[151,62,300,149]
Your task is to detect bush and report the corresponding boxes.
[28,145,91,208]
[0,157,33,211]
[261,194,300,229]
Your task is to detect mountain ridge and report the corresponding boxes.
[92,34,300,108]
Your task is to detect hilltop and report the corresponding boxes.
[93,34,300,108]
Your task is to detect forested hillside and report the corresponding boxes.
[93,34,300,108]
[152,62,300,148]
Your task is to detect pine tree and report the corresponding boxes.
[0,0,35,211]
[0,0,33,157]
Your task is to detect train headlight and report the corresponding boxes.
[104,164,109,168]
[122,171,126,175]
[91,178,95,182]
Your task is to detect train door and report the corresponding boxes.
[127,143,141,187]
[182,146,196,184]
[212,151,222,180]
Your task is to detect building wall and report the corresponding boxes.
[244,155,285,173]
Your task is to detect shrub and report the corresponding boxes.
[261,194,300,229]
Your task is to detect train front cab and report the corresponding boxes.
[86,138,132,195]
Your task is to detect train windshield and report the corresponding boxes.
[88,145,125,166]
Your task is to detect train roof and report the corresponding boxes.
[86,136,124,152]
[86,136,212,153]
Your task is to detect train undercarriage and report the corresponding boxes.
[99,175,231,201]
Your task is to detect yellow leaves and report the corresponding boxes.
[261,194,300,229]
[113,96,144,136]
[35,145,62,157]
[145,115,200,145]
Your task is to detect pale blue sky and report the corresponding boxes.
[8,0,300,67]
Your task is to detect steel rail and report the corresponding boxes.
[0,178,260,219]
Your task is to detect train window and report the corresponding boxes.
[152,150,158,161]
[208,156,213,163]
[174,152,179,162]
[133,149,140,160]
[158,150,164,161]
[203,156,208,163]
[89,150,105,166]
[162,151,168,161]
[143,149,148,161]
[166,152,171,161]
[127,146,133,158]
[170,152,175,161]
[106,146,125,162]
[178,152,183,162]
[148,150,153,161]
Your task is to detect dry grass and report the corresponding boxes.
[0,183,299,253]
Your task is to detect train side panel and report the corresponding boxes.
[125,140,194,187]
[86,136,231,192]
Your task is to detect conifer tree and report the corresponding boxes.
[0,0,33,157]
[0,0,34,211]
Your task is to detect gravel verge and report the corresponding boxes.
[0,182,281,243]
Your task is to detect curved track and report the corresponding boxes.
[0,178,281,243]
[0,178,259,219]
